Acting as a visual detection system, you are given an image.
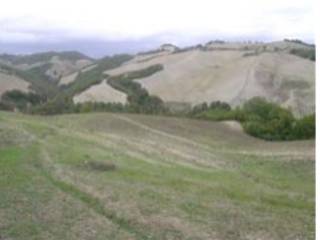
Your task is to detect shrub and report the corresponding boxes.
[292,114,315,139]
[191,97,315,141]
[290,48,315,61]
[209,101,231,111]
[1,90,44,111]
[189,102,208,116]
[241,97,295,140]
[189,101,231,117]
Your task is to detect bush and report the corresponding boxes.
[1,90,45,111]
[189,101,231,117]
[292,114,315,139]
[290,48,315,61]
[30,96,74,115]
[241,97,295,140]
[209,101,231,111]
[189,102,208,116]
[191,97,315,141]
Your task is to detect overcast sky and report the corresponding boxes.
[0,0,315,57]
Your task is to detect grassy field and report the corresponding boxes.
[0,111,315,240]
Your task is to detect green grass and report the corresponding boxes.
[0,111,315,240]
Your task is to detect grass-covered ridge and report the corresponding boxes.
[0,51,92,65]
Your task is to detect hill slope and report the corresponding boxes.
[0,51,94,83]
[0,64,31,96]
[0,41,315,117]
[73,79,127,104]
[0,111,314,240]
[71,40,314,116]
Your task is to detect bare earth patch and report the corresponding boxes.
[59,71,79,85]
[73,79,127,104]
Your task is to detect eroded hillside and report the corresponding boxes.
[0,51,93,82]
[0,41,315,117]
[0,63,31,96]
[73,40,315,116]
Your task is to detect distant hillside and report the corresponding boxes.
[0,51,94,83]
[0,40,315,117]
[89,40,314,117]
[0,64,30,96]
[0,51,92,65]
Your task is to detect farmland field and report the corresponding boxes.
[0,111,315,240]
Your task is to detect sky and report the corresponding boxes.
[0,0,315,57]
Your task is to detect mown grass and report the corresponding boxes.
[43,126,314,238]
[41,169,155,240]
[0,111,315,240]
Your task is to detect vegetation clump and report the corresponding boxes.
[0,90,45,111]
[191,97,315,141]
[289,48,315,61]
[240,97,295,140]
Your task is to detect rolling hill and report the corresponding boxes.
[0,111,315,240]
[0,51,93,84]
[0,39,315,239]
[0,71,30,96]
[99,40,315,117]
[0,40,315,117]
[0,51,98,101]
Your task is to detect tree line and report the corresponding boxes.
[0,90,315,141]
